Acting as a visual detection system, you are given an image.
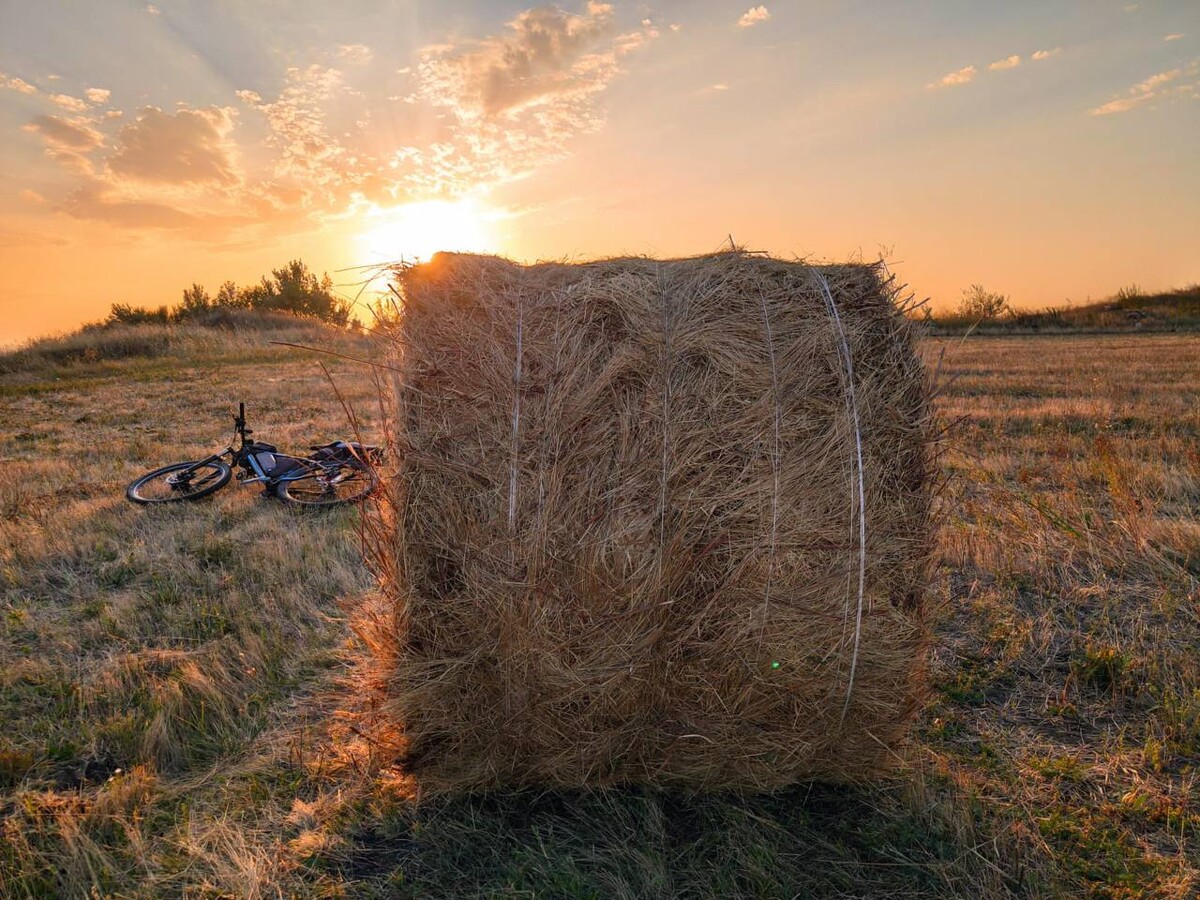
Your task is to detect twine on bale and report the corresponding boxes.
[756,286,782,641]
[657,263,674,588]
[508,286,524,532]
[378,250,933,793]
[809,268,870,726]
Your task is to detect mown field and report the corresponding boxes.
[1,331,1197,898]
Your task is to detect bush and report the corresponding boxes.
[957,284,1010,321]
[107,303,170,326]
[1115,284,1142,304]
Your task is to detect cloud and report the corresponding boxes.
[23,114,104,174]
[237,65,349,192]
[409,2,655,193]
[50,93,90,112]
[145,4,160,14]
[1089,62,1198,115]
[2,73,37,94]
[63,182,202,229]
[928,65,977,89]
[989,55,1020,71]
[1031,48,1062,61]
[23,114,104,151]
[337,44,372,63]
[419,2,621,118]
[1124,3,1138,11]
[737,6,770,28]
[1165,34,1184,42]
[18,5,654,240]
[107,106,239,184]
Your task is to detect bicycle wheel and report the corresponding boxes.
[126,460,231,504]
[273,463,377,507]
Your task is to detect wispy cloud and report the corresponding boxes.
[1164,34,1184,42]
[989,55,1020,71]
[928,65,977,89]
[1089,61,1199,115]
[23,115,103,152]
[737,6,770,29]
[1031,47,1062,61]
[237,65,353,199]
[85,88,111,104]
[22,114,104,174]
[145,4,160,14]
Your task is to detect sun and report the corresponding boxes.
[356,198,497,263]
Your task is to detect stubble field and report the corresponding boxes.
[1,331,1197,898]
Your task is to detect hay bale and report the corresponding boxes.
[379,250,933,793]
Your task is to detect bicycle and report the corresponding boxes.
[126,402,381,508]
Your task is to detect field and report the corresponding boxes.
[1,330,1197,898]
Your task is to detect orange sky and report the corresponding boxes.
[1,1,1198,345]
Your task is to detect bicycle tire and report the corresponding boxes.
[272,463,377,508]
[126,460,232,504]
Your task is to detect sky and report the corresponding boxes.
[0,0,1198,344]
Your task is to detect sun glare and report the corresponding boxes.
[356,198,497,263]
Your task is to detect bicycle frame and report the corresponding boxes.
[172,403,349,491]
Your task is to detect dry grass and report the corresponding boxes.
[0,313,367,386]
[0,341,381,897]
[0,329,1196,897]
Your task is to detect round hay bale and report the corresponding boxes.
[377,250,933,793]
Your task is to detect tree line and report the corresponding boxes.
[107,260,353,327]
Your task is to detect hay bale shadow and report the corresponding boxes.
[333,777,1043,898]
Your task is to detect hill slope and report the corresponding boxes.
[931,284,1200,333]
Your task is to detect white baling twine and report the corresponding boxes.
[757,288,782,634]
[810,268,868,725]
[657,265,673,583]
[508,290,524,531]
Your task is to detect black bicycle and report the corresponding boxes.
[126,402,381,508]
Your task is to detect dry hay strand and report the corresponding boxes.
[374,249,935,793]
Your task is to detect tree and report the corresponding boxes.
[957,284,1009,320]
[215,280,245,309]
[176,283,212,319]
[250,259,349,325]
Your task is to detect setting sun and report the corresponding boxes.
[356,198,498,264]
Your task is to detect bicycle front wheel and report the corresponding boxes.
[126,460,231,504]
[273,464,377,508]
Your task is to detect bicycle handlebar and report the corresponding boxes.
[234,401,252,440]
